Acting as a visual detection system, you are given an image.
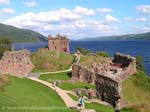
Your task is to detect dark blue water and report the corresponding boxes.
[13,41,150,75]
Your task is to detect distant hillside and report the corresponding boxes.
[80,32,150,41]
[0,23,47,42]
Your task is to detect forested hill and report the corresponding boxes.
[0,23,47,42]
[80,32,150,41]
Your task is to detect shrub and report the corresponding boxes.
[136,55,145,72]
[96,51,109,57]
[76,47,91,55]
[134,71,150,92]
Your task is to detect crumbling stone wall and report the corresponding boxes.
[71,52,136,106]
[0,50,34,78]
[95,74,122,106]
[71,64,96,83]
[113,53,137,81]
[113,52,136,68]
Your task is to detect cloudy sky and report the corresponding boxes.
[0,0,150,39]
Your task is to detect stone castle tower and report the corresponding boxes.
[48,33,70,53]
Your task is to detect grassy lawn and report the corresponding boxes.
[0,75,76,112]
[31,50,74,72]
[86,103,114,112]
[86,103,137,112]
[122,71,150,112]
[39,72,95,90]
[60,82,95,90]
[67,93,79,101]
[39,72,71,83]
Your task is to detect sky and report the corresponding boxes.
[0,0,150,39]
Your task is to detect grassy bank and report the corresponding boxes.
[0,75,75,112]
[39,72,72,82]
[122,71,150,112]
[60,82,95,90]
[31,49,74,72]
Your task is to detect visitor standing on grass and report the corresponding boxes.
[79,96,85,110]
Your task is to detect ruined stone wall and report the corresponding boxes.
[71,64,96,83]
[120,63,136,81]
[113,53,137,81]
[95,74,122,106]
[0,50,34,78]
[113,52,136,68]
[71,52,137,106]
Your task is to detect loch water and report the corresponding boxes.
[13,41,150,75]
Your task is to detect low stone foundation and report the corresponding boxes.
[0,50,34,78]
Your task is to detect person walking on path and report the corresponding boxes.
[79,96,85,110]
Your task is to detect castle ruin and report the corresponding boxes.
[71,53,137,106]
[48,33,70,53]
[0,50,34,78]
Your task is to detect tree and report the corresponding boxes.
[0,38,12,59]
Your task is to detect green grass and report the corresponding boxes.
[67,93,79,101]
[60,82,95,90]
[79,55,110,68]
[122,71,150,112]
[39,72,71,83]
[86,102,114,112]
[86,103,136,112]
[31,50,74,72]
[0,75,76,112]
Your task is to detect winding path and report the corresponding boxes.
[28,76,96,112]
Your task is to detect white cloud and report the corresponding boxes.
[0,0,10,5]
[133,26,150,33]
[74,6,95,16]
[96,8,113,13]
[0,8,15,14]
[124,17,146,22]
[3,8,81,27]
[2,6,119,39]
[136,5,150,15]
[23,1,37,7]
[105,14,119,23]
[143,27,150,32]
